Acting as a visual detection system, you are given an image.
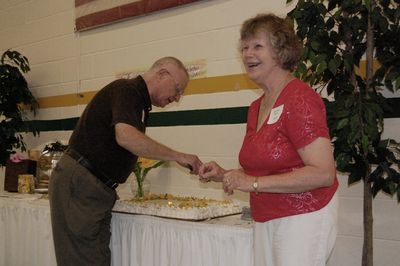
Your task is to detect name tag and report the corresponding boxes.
[267,104,284,124]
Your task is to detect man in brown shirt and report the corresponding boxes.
[49,57,202,266]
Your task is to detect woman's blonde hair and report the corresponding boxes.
[240,13,303,71]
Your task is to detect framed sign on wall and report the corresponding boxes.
[75,0,205,31]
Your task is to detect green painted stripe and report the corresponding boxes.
[24,117,79,132]
[23,98,400,132]
[24,107,249,132]
[148,107,248,126]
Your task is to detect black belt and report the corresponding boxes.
[66,148,118,189]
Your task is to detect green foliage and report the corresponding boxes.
[287,0,400,201]
[43,140,68,153]
[0,49,39,166]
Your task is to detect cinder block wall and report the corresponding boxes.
[0,0,399,265]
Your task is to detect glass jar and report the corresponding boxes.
[130,175,151,198]
[37,151,63,190]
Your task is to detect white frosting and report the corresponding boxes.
[112,194,242,220]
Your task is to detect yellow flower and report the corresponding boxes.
[133,157,164,198]
[137,157,160,169]
[134,157,165,181]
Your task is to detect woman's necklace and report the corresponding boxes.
[257,73,294,131]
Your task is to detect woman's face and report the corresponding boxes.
[240,31,280,84]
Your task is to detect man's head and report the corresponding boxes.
[142,57,189,107]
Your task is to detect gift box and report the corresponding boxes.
[4,159,37,192]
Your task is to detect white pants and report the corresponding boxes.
[254,193,338,266]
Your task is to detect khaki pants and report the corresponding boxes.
[49,154,117,266]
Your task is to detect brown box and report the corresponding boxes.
[4,159,37,192]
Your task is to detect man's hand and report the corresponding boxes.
[176,154,203,175]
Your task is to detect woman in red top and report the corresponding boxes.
[199,13,338,266]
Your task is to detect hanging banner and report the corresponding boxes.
[75,0,205,31]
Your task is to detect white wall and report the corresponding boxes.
[1,0,399,265]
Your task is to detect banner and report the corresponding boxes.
[75,0,204,31]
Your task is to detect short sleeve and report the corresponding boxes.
[284,88,330,149]
[109,80,142,129]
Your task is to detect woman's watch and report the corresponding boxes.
[252,177,259,195]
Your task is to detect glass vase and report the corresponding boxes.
[37,151,63,190]
[130,175,150,198]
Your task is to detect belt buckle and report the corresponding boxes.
[104,179,118,189]
[76,156,85,164]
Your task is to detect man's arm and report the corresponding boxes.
[115,122,202,174]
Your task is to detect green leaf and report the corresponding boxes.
[382,180,397,195]
[296,62,308,76]
[317,60,327,74]
[337,118,349,129]
[343,53,354,72]
[309,50,317,64]
[328,58,338,74]
[363,0,371,11]
[372,177,384,197]
[311,40,320,50]
[348,173,362,184]
[361,134,370,152]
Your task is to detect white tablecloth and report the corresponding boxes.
[0,192,254,266]
[0,194,55,266]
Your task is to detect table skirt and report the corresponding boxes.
[0,194,253,266]
[111,213,253,266]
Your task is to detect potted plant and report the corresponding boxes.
[0,49,39,166]
[37,140,68,190]
[287,1,399,265]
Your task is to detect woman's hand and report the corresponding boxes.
[222,169,252,195]
[199,161,226,183]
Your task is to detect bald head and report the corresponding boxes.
[142,57,189,107]
[150,57,189,80]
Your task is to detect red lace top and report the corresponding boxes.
[239,79,338,222]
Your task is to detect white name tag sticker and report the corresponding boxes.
[267,104,284,124]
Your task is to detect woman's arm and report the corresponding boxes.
[224,137,336,194]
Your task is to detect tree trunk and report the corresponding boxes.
[362,177,373,266]
[362,2,375,266]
